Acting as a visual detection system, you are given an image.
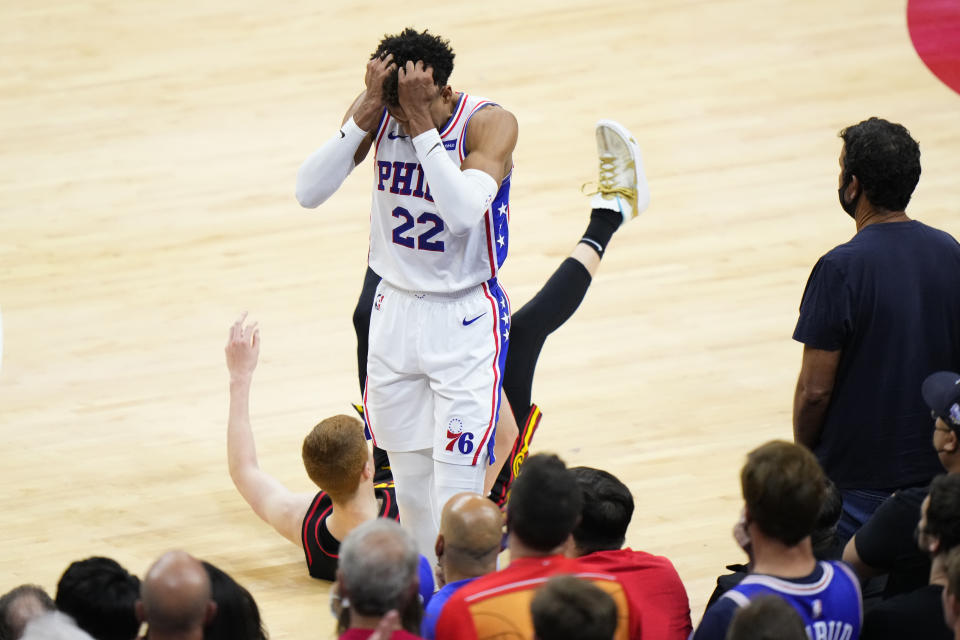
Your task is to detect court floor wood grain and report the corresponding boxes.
[2,0,958,636]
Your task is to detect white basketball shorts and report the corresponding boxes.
[363,278,510,466]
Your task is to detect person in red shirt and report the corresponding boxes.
[434,454,640,640]
[570,467,692,640]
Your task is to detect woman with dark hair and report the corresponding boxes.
[201,562,267,640]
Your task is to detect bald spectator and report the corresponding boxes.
[724,595,806,640]
[0,586,55,640]
[337,519,424,639]
[420,493,502,639]
[570,467,692,640]
[136,551,216,640]
[531,576,617,640]
[55,557,140,640]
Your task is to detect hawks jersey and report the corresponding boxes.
[301,483,398,581]
[368,93,511,293]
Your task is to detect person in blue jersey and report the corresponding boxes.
[296,27,519,566]
[420,493,502,640]
[792,118,960,543]
[693,441,862,640]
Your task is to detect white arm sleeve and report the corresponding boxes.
[295,117,369,208]
[411,128,498,236]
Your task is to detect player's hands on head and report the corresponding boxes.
[397,60,439,133]
[363,53,396,106]
[225,312,260,382]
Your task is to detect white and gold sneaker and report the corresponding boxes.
[586,119,650,223]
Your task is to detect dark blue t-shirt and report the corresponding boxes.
[794,221,960,489]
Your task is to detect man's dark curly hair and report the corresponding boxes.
[839,117,921,212]
[371,28,455,107]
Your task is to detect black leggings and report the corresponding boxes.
[352,257,593,425]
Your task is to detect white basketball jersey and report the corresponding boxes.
[367,93,511,293]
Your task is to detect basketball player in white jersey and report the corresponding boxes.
[295,28,647,563]
[296,28,518,562]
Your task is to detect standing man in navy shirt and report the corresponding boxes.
[793,117,960,542]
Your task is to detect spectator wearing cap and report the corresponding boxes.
[844,371,960,599]
[859,473,960,640]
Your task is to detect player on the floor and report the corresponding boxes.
[296,27,519,561]
[351,119,649,506]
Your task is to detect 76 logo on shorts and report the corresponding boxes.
[445,418,474,455]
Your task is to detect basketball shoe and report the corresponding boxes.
[587,119,650,223]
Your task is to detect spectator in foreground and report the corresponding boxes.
[531,575,617,640]
[724,595,806,640]
[136,551,216,640]
[693,441,861,640]
[201,561,267,640]
[0,586,55,640]
[55,557,140,640]
[859,473,960,640]
[942,546,960,639]
[337,519,424,640]
[844,370,960,599]
[570,466,692,639]
[421,493,502,640]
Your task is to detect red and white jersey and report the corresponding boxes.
[367,93,511,293]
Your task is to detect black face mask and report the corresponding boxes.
[838,175,860,219]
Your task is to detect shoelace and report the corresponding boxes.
[582,154,637,199]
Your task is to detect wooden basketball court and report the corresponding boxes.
[2,0,958,636]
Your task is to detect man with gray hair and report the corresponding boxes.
[0,586,55,640]
[337,519,425,639]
